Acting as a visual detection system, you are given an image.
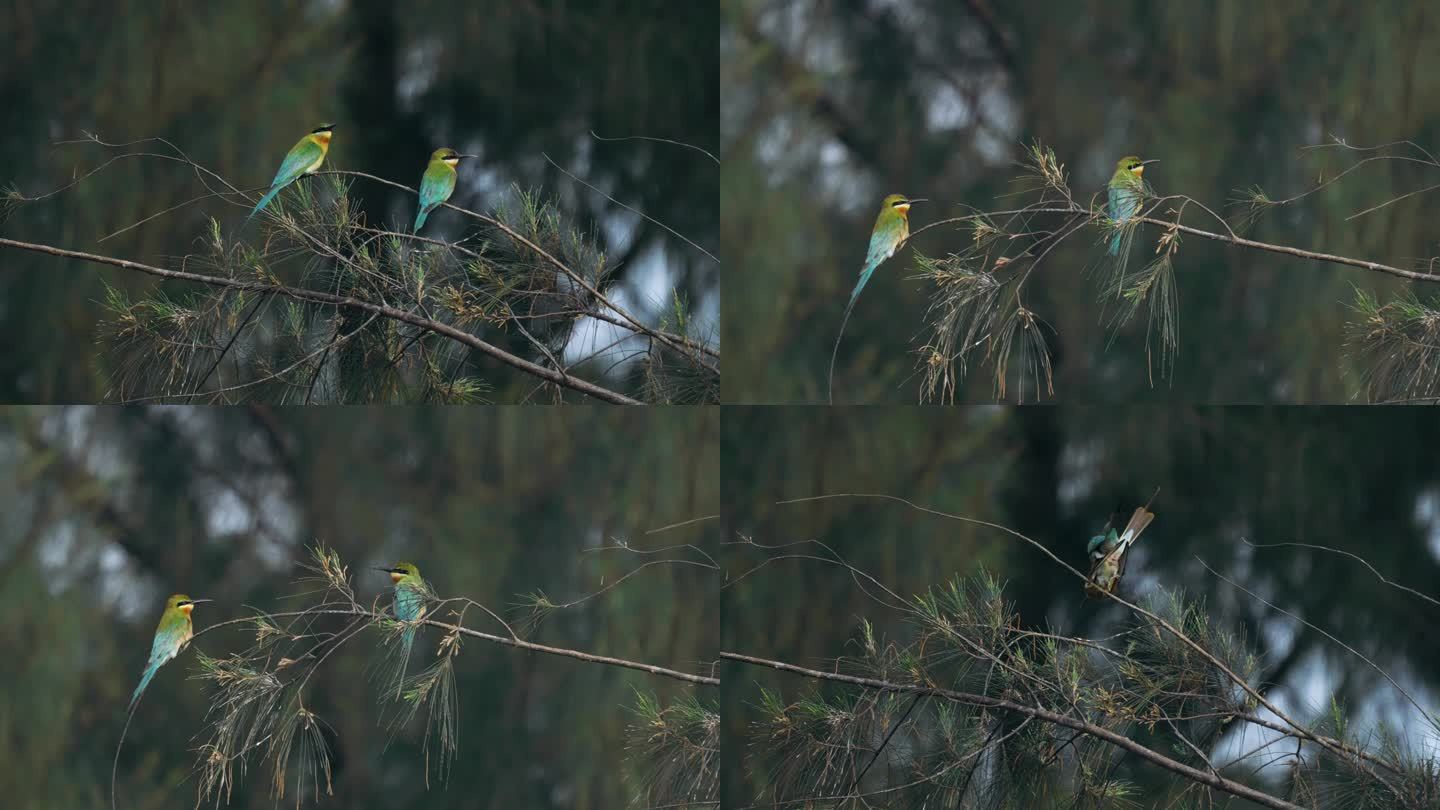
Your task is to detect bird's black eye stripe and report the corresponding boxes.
[178,600,192,606]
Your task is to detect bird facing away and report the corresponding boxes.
[129,594,211,712]
[248,123,335,220]
[1085,506,1155,598]
[414,148,465,231]
[1106,156,1156,255]
[828,193,924,403]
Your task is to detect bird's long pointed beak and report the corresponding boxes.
[908,198,928,203]
[372,566,394,573]
[1139,160,1159,166]
[189,599,213,604]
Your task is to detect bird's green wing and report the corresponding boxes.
[269,139,325,188]
[250,138,326,218]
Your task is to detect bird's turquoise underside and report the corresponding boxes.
[1107,182,1144,255]
[395,579,425,622]
[129,615,190,710]
[394,576,427,651]
[850,219,907,306]
[414,164,457,231]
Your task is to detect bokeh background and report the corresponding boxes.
[722,0,1440,403]
[722,405,1440,804]
[0,405,718,809]
[0,0,717,402]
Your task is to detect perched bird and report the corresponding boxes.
[129,594,211,712]
[828,193,925,403]
[248,123,336,219]
[374,562,428,659]
[851,194,923,308]
[413,148,466,231]
[1106,156,1157,255]
[1085,506,1155,598]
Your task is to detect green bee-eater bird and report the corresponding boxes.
[852,194,922,309]
[248,123,335,219]
[129,594,211,712]
[414,148,468,231]
[1084,506,1155,598]
[375,562,428,658]
[1106,156,1157,255]
[828,193,925,403]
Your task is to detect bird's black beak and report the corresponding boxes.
[907,198,928,203]
[189,599,213,605]
[1139,160,1159,166]
[372,566,395,573]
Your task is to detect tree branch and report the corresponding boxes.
[772,492,1405,796]
[192,608,718,686]
[721,651,1305,810]
[0,236,642,404]
[911,205,1440,283]
[318,170,719,375]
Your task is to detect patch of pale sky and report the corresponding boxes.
[203,487,253,538]
[98,544,151,620]
[558,242,678,372]
[457,160,508,206]
[1209,648,1331,781]
[817,139,876,213]
[925,82,973,133]
[1057,438,1103,508]
[1231,520,1256,577]
[764,3,845,74]
[398,37,442,110]
[755,115,797,174]
[1413,488,1440,562]
[544,145,717,369]
[601,208,640,257]
[1261,612,1298,660]
[38,519,77,589]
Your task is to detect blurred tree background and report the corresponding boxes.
[0,0,717,402]
[0,405,718,809]
[721,405,1440,804]
[722,0,1440,403]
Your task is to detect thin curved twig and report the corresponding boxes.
[1241,536,1440,609]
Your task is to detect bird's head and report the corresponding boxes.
[431,147,462,166]
[167,594,211,615]
[311,123,335,146]
[1115,155,1157,178]
[881,193,924,217]
[374,561,420,583]
[1086,528,1119,558]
